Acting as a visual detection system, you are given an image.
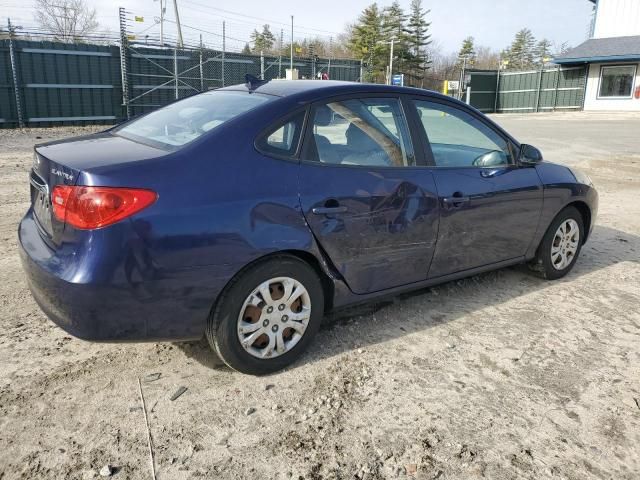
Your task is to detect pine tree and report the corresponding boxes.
[535,38,553,65]
[457,36,476,67]
[382,1,409,74]
[242,43,251,55]
[348,3,386,82]
[504,28,536,70]
[250,24,276,53]
[406,0,432,83]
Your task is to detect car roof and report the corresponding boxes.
[217,80,448,103]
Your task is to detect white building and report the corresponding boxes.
[555,0,640,111]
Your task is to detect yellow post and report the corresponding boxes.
[443,80,448,95]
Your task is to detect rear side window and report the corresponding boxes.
[116,91,275,149]
[256,111,305,157]
[307,98,415,167]
[414,100,512,168]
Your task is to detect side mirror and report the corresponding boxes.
[519,144,543,165]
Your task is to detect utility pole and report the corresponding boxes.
[290,15,293,74]
[172,0,183,48]
[51,3,77,42]
[154,0,165,45]
[156,0,165,45]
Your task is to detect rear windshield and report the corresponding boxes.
[115,90,275,149]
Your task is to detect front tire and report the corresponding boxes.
[530,206,584,280]
[206,255,324,375]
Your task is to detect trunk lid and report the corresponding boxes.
[30,132,168,245]
[30,150,80,245]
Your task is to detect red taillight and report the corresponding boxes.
[52,186,157,230]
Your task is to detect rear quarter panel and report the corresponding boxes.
[65,101,327,338]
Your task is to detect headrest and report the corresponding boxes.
[314,105,333,126]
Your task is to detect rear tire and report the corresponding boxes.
[206,255,324,375]
[529,206,584,280]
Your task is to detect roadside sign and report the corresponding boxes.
[392,74,404,87]
[447,80,460,91]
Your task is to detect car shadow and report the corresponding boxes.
[176,224,639,373]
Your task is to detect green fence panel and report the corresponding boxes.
[468,66,587,114]
[468,70,498,113]
[0,43,17,126]
[9,40,123,127]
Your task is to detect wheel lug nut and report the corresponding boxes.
[266,306,273,313]
[282,315,288,322]
[263,319,269,327]
[272,325,279,332]
[278,304,285,311]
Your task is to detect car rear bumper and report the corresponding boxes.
[19,210,230,342]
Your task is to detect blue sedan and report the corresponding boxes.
[19,79,598,374]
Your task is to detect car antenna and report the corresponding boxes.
[245,74,269,92]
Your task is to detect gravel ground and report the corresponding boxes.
[0,113,639,480]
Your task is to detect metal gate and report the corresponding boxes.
[121,43,227,118]
[467,66,588,114]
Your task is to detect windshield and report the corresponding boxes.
[115,91,275,148]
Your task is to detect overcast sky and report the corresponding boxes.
[2,0,594,53]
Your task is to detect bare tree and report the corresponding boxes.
[33,0,99,42]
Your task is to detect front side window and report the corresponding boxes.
[116,90,275,148]
[413,100,512,168]
[308,98,415,167]
[599,65,636,98]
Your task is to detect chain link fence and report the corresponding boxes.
[0,35,362,128]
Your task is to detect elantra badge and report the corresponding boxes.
[51,167,74,182]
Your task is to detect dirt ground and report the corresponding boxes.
[0,112,639,480]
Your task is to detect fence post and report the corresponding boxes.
[279,29,283,79]
[580,66,588,110]
[7,19,24,128]
[551,65,561,111]
[493,69,500,113]
[534,65,544,113]
[199,34,204,92]
[222,21,226,87]
[260,51,264,78]
[173,48,179,100]
[311,50,316,79]
[118,8,131,120]
[360,59,364,82]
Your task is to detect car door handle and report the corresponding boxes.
[312,206,348,215]
[442,195,470,208]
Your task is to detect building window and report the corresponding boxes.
[598,65,636,98]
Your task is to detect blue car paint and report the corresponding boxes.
[18,81,598,342]
[298,162,440,294]
[427,166,544,277]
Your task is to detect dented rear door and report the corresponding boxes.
[297,95,439,295]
